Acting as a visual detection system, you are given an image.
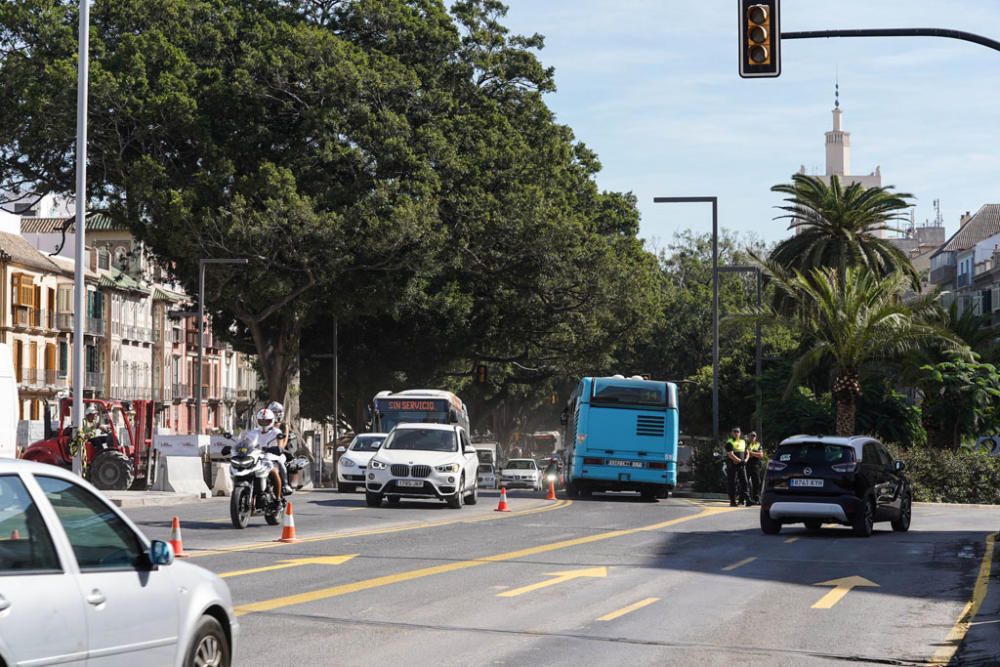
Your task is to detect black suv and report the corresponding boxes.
[759,435,912,537]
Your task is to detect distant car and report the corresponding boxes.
[337,433,387,493]
[477,463,498,489]
[365,424,480,508]
[500,458,541,490]
[0,458,238,666]
[760,435,912,537]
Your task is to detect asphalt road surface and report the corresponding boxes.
[125,489,1000,666]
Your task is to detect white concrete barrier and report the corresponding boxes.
[212,462,233,497]
[153,456,210,496]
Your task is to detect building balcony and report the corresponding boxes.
[172,383,190,400]
[85,371,104,390]
[17,368,66,388]
[11,307,53,331]
[57,313,105,336]
[930,265,957,287]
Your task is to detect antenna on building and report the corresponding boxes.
[835,68,839,108]
[933,199,943,226]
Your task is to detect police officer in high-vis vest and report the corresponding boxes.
[725,427,748,507]
[746,431,764,505]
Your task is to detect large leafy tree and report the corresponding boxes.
[1,0,662,426]
[764,266,967,435]
[768,174,919,288]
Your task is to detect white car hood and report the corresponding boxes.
[373,449,462,466]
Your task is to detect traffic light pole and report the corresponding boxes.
[782,28,1000,54]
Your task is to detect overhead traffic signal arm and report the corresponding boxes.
[738,0,781,78]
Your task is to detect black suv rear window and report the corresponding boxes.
[775,443,855,465]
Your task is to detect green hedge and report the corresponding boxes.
[894,446,1000,504]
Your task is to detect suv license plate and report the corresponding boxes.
[790,479,824,488]
[397,480,423,488]
[608,459,643,468]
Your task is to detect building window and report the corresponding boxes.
[58,342,68,378]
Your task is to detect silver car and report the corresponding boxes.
[0,459,238,666]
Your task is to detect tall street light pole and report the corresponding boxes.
[71,0,90,475]
[653,196,719,446]
[196,258,248,436]
[719,265,763,441]
[313,317,338,488]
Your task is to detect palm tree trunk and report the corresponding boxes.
[835,397,856,435]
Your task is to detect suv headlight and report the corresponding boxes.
[340,458,356,468]
[369,459,387,470]
[435,463,460,473]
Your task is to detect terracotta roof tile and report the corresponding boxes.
[933,204,1000,255]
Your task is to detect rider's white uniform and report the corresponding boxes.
[242,427,288,492]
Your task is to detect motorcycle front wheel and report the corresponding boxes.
[230,485,252,529]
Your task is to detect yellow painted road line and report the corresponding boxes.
[219,555,357,579]
[784,537,799,544]
[721,556,757,572]
[235,505,734,616]
[929,532,998,665]
[597,597,660,622]
[187,499,571,559]
[497,567,607,598]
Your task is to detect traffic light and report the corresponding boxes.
[476,364,488,384]
[739,0,781,78]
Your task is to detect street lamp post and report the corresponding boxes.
[313,317,339,489]
[653,196,720,446]
[195,258,248,436]
[71,0,90,475]
[719,265,763,440]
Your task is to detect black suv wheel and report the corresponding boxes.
[891,491,912,532]
[760,507,781,535]
[852,496,875,537]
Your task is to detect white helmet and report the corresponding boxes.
[267,401,285,420]
[255,408,275,429]
[85,405,99,418]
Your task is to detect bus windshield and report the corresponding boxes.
[591,379,666,408]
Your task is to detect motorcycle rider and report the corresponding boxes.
[244,407,292,496]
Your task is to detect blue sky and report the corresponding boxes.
[497,1,1000,247]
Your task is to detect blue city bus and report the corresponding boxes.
[562,375,678,500]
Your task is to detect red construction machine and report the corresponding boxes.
[20,398,158,490]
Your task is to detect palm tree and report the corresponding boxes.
[769,174,919,288]
[766,266,969,435]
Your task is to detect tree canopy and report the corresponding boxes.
[0,0,663,427]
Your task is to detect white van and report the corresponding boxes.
[0,343,18,457]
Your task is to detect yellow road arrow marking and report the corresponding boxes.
[498,566,608,597]
[811,576,879,609]
[597,597,659,621]
[220,555,357,579]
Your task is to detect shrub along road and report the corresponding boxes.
[125,490,1000,666]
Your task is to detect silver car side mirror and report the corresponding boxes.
[150,540,174,567]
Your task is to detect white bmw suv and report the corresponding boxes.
[365,424,480,508]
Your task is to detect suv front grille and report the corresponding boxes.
[636,415,665,437]
[411,465,432,478]
[390,464,410,477]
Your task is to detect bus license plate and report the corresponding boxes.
[397,480,423,488]
[790,479,824,488]
[608,459,643,468]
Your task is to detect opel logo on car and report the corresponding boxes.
[803,467,812,476]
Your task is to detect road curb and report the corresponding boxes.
[106,491,207,509]
[671,491,729,500]
[914,501,1000,509]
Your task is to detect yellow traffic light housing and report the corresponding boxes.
[476,364,488,384]
[739,0,781,78]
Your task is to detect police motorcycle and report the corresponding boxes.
[223,412,309,529]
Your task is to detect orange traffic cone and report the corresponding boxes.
[546,479,557,501]
[495,487,511,512]
[276,502,299,543]
[168,517,188,558]
[9,529,20,540]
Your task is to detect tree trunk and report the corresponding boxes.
[244,314,303,414]
[835,397,856,436]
